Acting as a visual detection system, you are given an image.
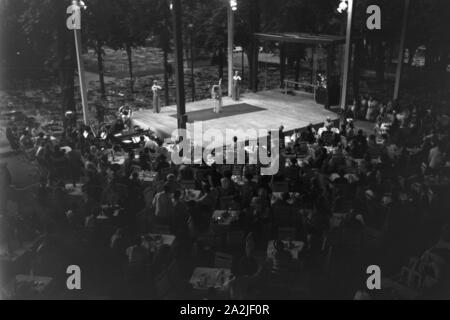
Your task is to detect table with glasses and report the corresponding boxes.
[212,210,240,227]
[267,240,304,260]
[134,170,158,183]
[107,151,126,165]
[189,267,232,292]
[142,234,176,253]
[271,192,299,205]
[97,204,123,222]
[2,275,53,299]
[64,183,84,197]
[183,189,202,201]
[0,241,34,264]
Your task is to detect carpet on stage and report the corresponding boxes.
[170,103,267,123]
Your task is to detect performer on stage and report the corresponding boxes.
[118,105,133,128]
[232,71,242,101]
[152,80,162,113]
[211,79,223,113]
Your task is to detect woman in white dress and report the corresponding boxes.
[118,105,133,128]
[152,80,163,113]
[211,79,223,113]
[232,71,242,101]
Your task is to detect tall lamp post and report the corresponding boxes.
[228,0,237,97]
[338,0,354,112]
[188,23,195,102]
[66,0,88,125]
[170,0,186,130]
[393,0,410,101]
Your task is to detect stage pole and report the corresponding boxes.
[172,0,186,130]
[67,2,88,125]
[312,44,318,94]
[227,4,234,97]
[340,0,353,112]
[394,0,410,101]
[74,29,89,125]
[189,24,195,102]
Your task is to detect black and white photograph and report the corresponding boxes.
[0,0,450,303]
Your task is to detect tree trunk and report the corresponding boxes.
[126,44,134,98]
[375,40,385,83]
[295,57,301,84]
[59,62,76,114]
[280,44,286,88]
[56,26,75,116]
[96,40,106,99]
[163,48,170,106]
[54,0,75,118]
[218,47,224,80]
[246,47,253,89]
[247,0,260,91]
[353,40,362,103]
[408,46,414,65]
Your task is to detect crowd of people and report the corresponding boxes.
[1,93,449,299]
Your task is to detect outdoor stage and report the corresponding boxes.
[132,89,339,142]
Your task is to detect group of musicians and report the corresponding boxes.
[114,71,243,131]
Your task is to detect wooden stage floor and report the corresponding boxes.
[132,89,339,141]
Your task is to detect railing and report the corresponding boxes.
[284,80,317,96]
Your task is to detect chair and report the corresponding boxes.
[180,180,196,190]
[160,167,176,180]
[114,183,129,197]
[321,131,334,146]
[154,270,176,299]
[232,165,244,177]
[167,260,183,285]
[214,252,233,269]
[219,196,235,210]
[364,227,385,249]
[274,206,294,227]
[152,224,171,235]
[342,228,364,253]
[219,165,233,175]
[330,213,346,229]
[131,164,142,173]
[296,141,309,158]
[194,168,211,182]
[197,233,221,251]
[226,231,246,248]
[271,181,289,193]
[399,267,422,290]
[322,228,342,250]
[278,227,296,240]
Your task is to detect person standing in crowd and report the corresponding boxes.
[95,100,105,124]
[152,80,163,113]
[366,96,379,122]
[232,71,242,101]
[428,140,446,174]
[212,79,223,113]
[152,183,173,225]
[171,190,189,239]
[118,105,133,128]
[0,162,12,213]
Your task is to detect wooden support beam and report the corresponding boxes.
[394,0,411,100]
[171,0,186,130]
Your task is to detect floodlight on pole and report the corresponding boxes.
[339,0,353,112]
[78,0,87,10]
[230,0,237,11]
[66,0,89,125]
[227,0,236,97]
[337,0,348,13]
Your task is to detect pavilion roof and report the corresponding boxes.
[253,32,346,45]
